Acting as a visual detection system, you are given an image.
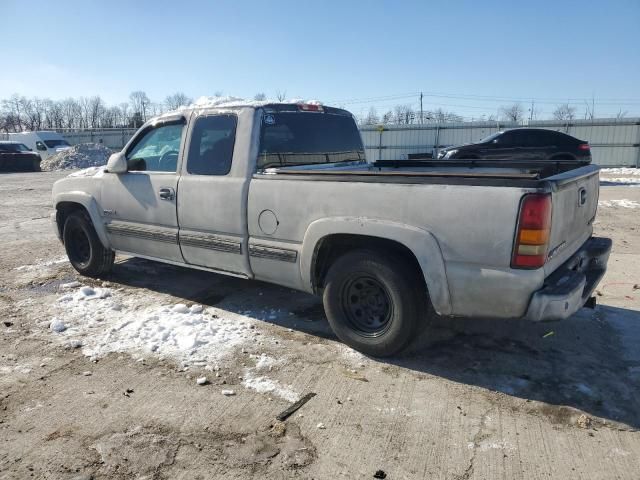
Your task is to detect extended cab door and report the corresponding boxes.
[100,118,186,262]
[176,111,252,276]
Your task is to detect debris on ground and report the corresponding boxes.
[82,371,92,376]
[316,422,326,429]
[40,143,113,171]
[373,470,387,479]
[49,318,66,333]
[196,376,208,385]
[221,389,236,396]
[542,331,555,338]
[577,414,592,429]
[276,392,317,421]
[3,321,13,327]
[269,420,287,438]
[123,388,134,397]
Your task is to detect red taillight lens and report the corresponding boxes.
[578,143,590,151]
[298,103,323,112]
[512,194,552,269]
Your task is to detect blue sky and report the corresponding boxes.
[2,0,639,119]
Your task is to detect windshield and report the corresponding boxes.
[44,139,71,148]
[478,132,503,143]
[0,143,30,152]
[258,112,365,169]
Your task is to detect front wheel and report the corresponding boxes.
[322,250,427,357]
[63,211,114,277]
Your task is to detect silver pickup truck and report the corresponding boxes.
[52,101,611,356]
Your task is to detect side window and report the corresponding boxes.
[126,123,184,172]
[187,115,237,175]
[35,141,47,151]
[498,131,514,145]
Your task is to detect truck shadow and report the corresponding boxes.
[109,257,640,430]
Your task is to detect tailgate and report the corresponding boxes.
[544,165,600,275]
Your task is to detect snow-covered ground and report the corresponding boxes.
[599,199,640,209]
[600,168,640,176]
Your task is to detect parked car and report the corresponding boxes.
[6,131,71,161]
[0,141,42,172]
[437,128,592,163]
[51,102,611,357]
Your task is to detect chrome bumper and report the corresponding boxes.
[524,237,612,321]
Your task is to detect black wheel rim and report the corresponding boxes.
[68,225,91,266]
[341,275,392,337]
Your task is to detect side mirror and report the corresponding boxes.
[106,152,128,173]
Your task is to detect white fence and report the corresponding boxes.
[360,118,640,167]
[54,117,640,167]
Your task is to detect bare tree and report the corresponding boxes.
[553,103,577,121]
[165,92,192,110]
[363,107,380,125]
[616,109,628,119]
[431,108,462,123]
[253,93,267,101]
[129,91,151,122]
[382,110,394,124]
[394,104,415,124]
[275,90,287,102]
[500,103,524,122]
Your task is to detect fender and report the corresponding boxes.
[300,216,452,315]
[53,191,111,249]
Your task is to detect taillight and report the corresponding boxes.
[512,194,552,269]
[578,143,590,151]
[298,103,324,112]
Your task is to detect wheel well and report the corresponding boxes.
[55,202,89,240]
[312,234,426,293]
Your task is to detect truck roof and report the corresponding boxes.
[154,96,352,123]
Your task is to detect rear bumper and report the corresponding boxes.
[523,237,612,321]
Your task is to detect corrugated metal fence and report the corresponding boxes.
[360,118,640,167]
[56,117,640,167]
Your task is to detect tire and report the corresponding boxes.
[63,211,114,277]
[322,249,427,357]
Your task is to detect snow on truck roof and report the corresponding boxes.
[154,95,347,122]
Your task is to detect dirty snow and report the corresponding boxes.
[598,199,640,209]
[41,143,113,171]
[242,354,299,402]
[14,257,68,271]
[600,167,640,176]
[600,177,640,186]
[46,285,257,364]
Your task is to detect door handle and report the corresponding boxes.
[159,187,175,200]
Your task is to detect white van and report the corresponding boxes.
[7,131,71,161]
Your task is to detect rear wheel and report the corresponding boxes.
[322,249,427,357]
[63,211,114,277]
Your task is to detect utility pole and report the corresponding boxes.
[529,100,534,122]
[420,92,424,124]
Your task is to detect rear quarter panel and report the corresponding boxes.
[248,177,544,318]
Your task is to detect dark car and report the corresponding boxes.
[0,141,42,172]
[437,128,592,163]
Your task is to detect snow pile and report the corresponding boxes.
[600,168,640,176]
[599,199,640,209]
[41,143,113,171]
[47,285,256,363]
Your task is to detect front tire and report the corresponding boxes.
[322,250,426,357]
[63,211,114,277]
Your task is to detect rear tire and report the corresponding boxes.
[63,211,114,277]
[322,249,427,357]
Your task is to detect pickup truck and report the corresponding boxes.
[51,101,612,357]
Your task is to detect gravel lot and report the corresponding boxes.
[1,170,639,479]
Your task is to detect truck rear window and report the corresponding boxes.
[257,112,365,169]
